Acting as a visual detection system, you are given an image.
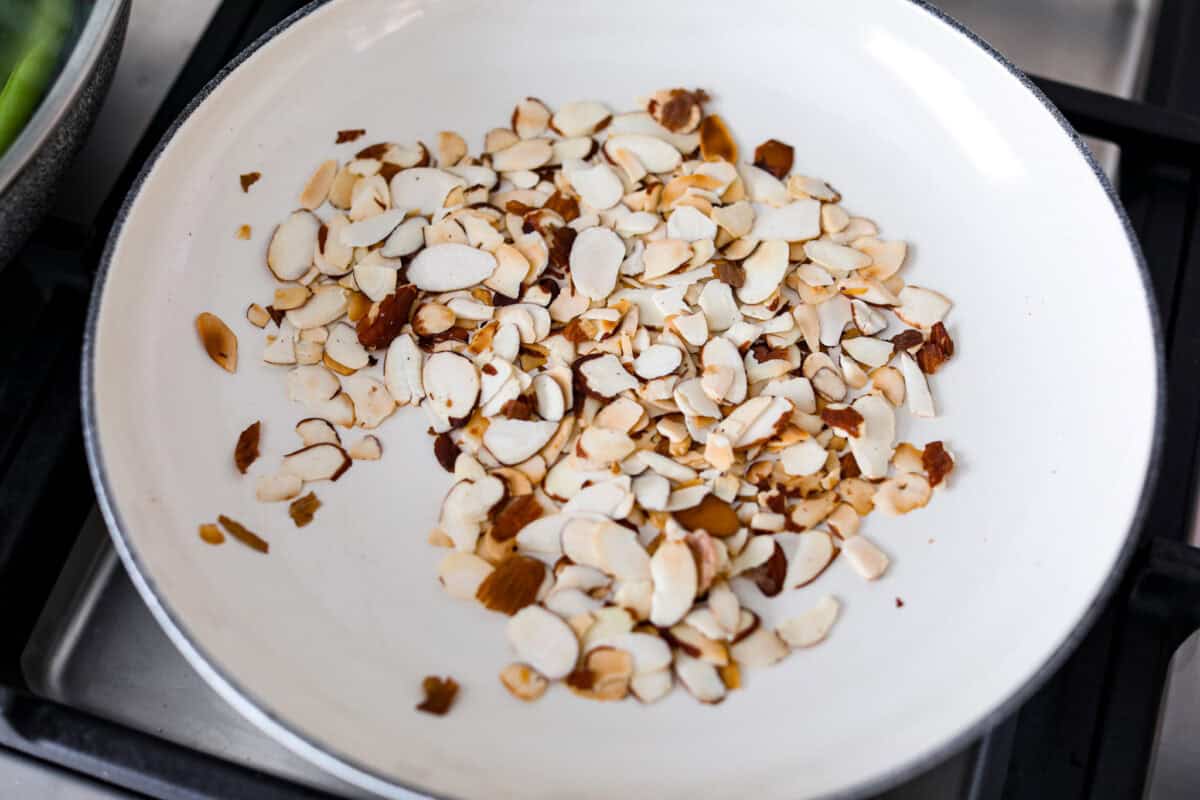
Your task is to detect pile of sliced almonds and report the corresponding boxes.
[235,87,956,706]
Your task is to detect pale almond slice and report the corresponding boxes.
[500,663,549,702]
[603,134,682,174]
[423,351,479,422]
[708,581,740,636]
[729,626,789,668]
[787,174,839,201]
[664,485,711,511]
[738,239,788,304]
[295,418,340,446]
[737,164,789,206]
[673,376,721,419]
[569,227,624,300]
[669,623,729,666]
[563,477,635,518]
[382,333,423,406]
[587,632,672,676]
[568,163,624,211]
[552,101,612,137]
[649,539,698,627]
[778,530,836,589]
[851,299,887,336]
[299,159,337,210]
[434,130,466,166]
[839,275,899,305]
[845,393,895,479]
[376,216,425,258]
[347,435,382,460]
[439,475,505,551]
[287,364,339,406]
[349,175,389,220]
[444,163,498,189]
[484,127,519,154]
[407,243,497,292]
[633,472,670,511]
[506,605,579,680]
[438,551,495,600]
[286,285,348,330]
[578,354,639,398]
[634,344,683,379]
[729,534,775,576]
[492,138,553,172]
[780,438,827,476]
[593,396,644,433]
[616,211,661,236]
[671,311,709,347]
[842,336,893,369]
[267,210,319,281]
[389,168,466,215]
[255,473,303,502]
[342,374,395,429]
[842,535,889,580]
[747,199,820,241]
[607,111,700,152]
[821,203,850,233]
[732,397,793,448]
[777,595,840,648]
[340,208,406,248]
[874,472,933,516]
[325,323,369,370]
[761,377,816,414]
[816,294,853,347]
[281,443,351,482]
[805,240,872,271]
[642,239,692,281]
[544,588,603,618]
[667,206,717,243]
[532,374,565,421]
[856,238,908,280]
[899,352,935,418]
[578,427,636,466]
[674,653,725,704]
[352,262,396,303]
[712,201,755,239]
[895,286,952,329]
[698,281,740,332]
[482,418,558,466]
[515,512,571,559]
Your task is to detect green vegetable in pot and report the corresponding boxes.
[0,0,74,157]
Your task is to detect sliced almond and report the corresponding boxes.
[649,540,698,627]
[779,530,836,589]
[874,472,933,516]
[578,354,639,398]
[506,605,579,680]
[347,435,382,460]
[196,312,237,372]
[748,200,819,241]
[738,239,788,304]
[267,211,319,281]
[780,438,827,476]
[895,286,952,329]
[280,443,351,482]
[296,417,340,446]
[899,352,935,418]
[438,551,495,600]
[569,227,624,300]
[407,243,497,292]
[856,238,907,280]
[842,535,889,580]
[698,114,737,163]
[729,626,788,668]
[286,285,348,330]
[674,653,725,704]
[255,473,303,503]
[777,595,840,648]
[552,101,612,137]
[492,138,553,172]
[499,663,549,702]
[342,374,396,429]
[423,351,479,422]
[299,159,337,210]
[484,418,559,465]
[604,134,682,174]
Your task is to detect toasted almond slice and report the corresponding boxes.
[805,240,872,272]
[484,127,520,154]
[349,175,389,220]
[843,336,893,369]
[649,540,698,627]
[438,551,494,600]
[787,174,839,201]
[389,167,465,215]
[738,239,788,304]
[267,211,319,281]
[440,475,505,551]
[777,595,840,648]
[569,227,624,300]
[325,322,369,370]
[778,530,836,589]
[296,417,340,446]
[196,312,237,372]
[342,374,395,429]
[286,285,348,330]
[299,159,337,210]
[856,238,908,280]
[484,419,559,465]
[255,473,303,502]
[383,333,423,405]
[747,199,820,241]
[729,626,788,667]
[698,114,737,163]
[821,203,850,233]
[423,351,479,421]
[289,367,340,407]
[698,280,739,332]
[780,438,827,476]
[246,304,271,329]
[506,605,579,680]
[499,663,549,702]
[407,243,497,292]
[578,354,639,398]
[674,653,725,704]
[604,134,682,174]
[492,138,553,172]
[551,101,611,137]
[669,622,729,666]
[874,472,933,516]
[666,206,717,243]
[634,344,682,380]
[895,286,952,329]
[899,352,935,418]
[344,434,381,461]
[435,130,467,167]
[842,535,889,580]
[850,299,887,336]
[281,443,351,482]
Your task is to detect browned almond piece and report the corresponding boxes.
[743,539,786,597]
[648,88,707,134]
[719,662,741,690]
[235,224,251,240]
[475,555,545,615]
[715,260,745,288]
[239,171,260,192]
[820,406,864,437]
[246,304,270,328]
[356,285,417,350]
[273,286,311,310]
[891,329,924,353]
[198,523,224,545]
[217,515,268,553]
[299,159,337,209]
[491,494,544,542]
[499,663,548,702]
[196,312,237,373]
[567,647,634,702]
[335,128,365,143]
[923,440,955,487]
[234,421,260,474]
[416,675,459,716]
[672,494,740,537]
[433,433,459,472]
[288,492,321,527]
[699,115,737,163]
[753,138,794,179]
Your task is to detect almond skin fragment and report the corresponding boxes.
[217,515,268,553]
[288,492,321,527]
[198,524,224,545]
[416,676,459,716]
[743,539,786,597]
[335,128,365,143]
[753,139,794,180]
[923,440,955,488]
[234,421,261,474]
[356,285,417,350]
[239,171,260,192]
[820,406,864,437]
[672,494,740,537]
[491,494,544,542]
[699,115,737,163]
[433,433,459,472]
[917,322,955,374]
[475,555,545,615]
[235,224,251,240]
[196,312,237,373]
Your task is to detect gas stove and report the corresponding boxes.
[3,1,1199,798]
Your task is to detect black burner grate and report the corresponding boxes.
[2,1,1200,798]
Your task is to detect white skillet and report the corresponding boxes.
[83,1,1162,797]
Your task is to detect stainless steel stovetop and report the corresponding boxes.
[10,1,1176,798]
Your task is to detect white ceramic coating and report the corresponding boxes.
[84,0,1160,797]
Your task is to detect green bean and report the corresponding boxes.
[0,0,72,157]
